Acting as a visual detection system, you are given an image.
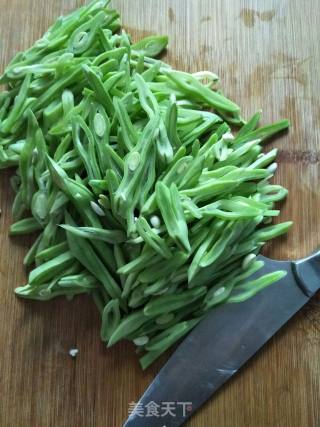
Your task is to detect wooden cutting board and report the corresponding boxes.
[0,1,319,426]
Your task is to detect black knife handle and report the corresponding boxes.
[293,249,320,297]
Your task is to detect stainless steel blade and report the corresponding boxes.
[124,253,320,427]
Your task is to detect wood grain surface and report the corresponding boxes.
[0,1,319,426]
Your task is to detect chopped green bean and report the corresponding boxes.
[0,0,292,369]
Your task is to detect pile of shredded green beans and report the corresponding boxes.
[0,0,292,369]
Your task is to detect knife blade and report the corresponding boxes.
[124,251,320,426]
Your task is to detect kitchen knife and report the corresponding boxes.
[124,251,320,426]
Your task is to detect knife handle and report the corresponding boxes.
[293,249,320,297]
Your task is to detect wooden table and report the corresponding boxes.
[0,1,319,426]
